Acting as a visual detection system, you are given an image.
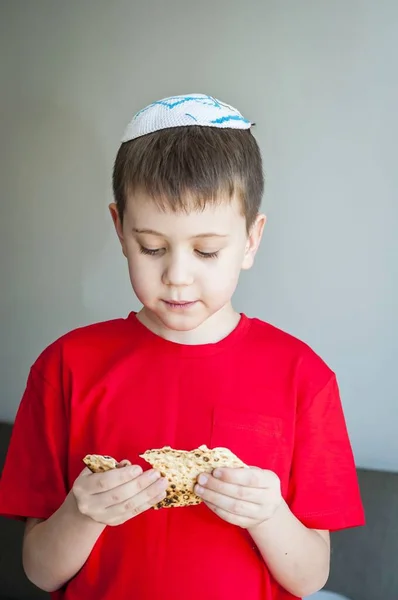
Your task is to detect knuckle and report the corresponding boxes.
[236,485,246,500]
[134,479,144,493]
[274,476,281,490]
[124,500,134,512]
[119,470,131,484]
[72,480,83,496]
[119,466,139,484]
[135,475,149,492]
[124,500,139,516]
[96,477,107,491]
[76,500,89,515]
[249,472,259,487]
[264,469,279,486]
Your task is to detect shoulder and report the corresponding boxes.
[246,316,335,397]
[31,314,136,384]
[246,316,330,365]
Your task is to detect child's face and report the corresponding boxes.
[110,191,264,335]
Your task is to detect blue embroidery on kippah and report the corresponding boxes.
[210,115,250,124]
[133,95,237,120]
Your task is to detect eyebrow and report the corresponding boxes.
[132,228,229,239]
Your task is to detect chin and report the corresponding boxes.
[158,312,208,333]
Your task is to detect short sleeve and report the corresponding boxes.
[0,358,68,520]
[287,374,365,531]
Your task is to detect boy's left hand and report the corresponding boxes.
[195,467,283,530]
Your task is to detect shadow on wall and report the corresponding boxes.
[0,97,111,421]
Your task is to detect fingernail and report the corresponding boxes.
[198,474,208,485]
[213,469,222,479]
[149,469,161,480]
[130,466,141,477]
[195,485,204,496]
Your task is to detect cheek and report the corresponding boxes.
[202,255,243,293]
[126,252,157,299]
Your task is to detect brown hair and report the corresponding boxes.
[112,125,264,230]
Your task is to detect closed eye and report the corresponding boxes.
[139,246,219,259]
[195,250,219,259]
[139,246,163,256]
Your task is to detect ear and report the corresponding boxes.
[242,214,266,270]
[109,203,127,257]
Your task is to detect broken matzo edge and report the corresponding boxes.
[82,454,119,473]
[139,444,247,509]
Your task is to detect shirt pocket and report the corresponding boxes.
[210,406,283,471]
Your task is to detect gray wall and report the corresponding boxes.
[0,1,396,471]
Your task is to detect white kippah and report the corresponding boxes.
[121,93,252,142]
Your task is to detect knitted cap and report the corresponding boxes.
[121,93,252,142]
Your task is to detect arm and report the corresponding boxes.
[195,468,330,598]
[248,500,330,597]
[23,492,105,592]
[22,464,168,592]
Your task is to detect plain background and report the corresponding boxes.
[0,0,396,471]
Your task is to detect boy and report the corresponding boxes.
[0,94,364,600]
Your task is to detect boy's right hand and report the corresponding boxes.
[72,461,168,526]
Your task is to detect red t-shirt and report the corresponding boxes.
[0,313,364,600]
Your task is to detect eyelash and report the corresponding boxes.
[196,250,219,259]
[139,247,219,259]
[139,247,160,256]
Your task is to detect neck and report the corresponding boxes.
[136,303,241,345]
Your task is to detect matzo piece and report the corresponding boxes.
[139,444,247,509]
[83,454,118,473]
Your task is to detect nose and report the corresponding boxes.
[162,251,194,287]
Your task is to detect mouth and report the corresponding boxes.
[162,300,198,310]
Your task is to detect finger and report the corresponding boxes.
[75,461,135,486]
[77,458,132,479]
[205,501,259,528]
[194,485,262,519]
[85,464,144,494]
[211,467,278,489]
[108,476,169,521]
[78,466,95,478]
[101,469,167,508]
[196,473,263,505]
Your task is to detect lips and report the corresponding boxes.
[162,300,197,308]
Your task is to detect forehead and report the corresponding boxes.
[124,191,246,236]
